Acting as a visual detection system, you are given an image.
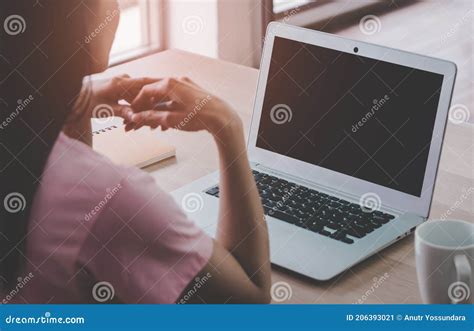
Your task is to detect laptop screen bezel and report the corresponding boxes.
[247,22,456,217]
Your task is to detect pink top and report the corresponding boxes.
[15,132,213,304]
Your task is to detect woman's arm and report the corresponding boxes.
[129,77,271,303]
[187,115,271,303]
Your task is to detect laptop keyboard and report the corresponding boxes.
[204,170,395,245]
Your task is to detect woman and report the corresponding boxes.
[0,0,270,303]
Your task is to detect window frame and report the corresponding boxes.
[109,0,164,66]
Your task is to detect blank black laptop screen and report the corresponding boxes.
[256,37,444,197]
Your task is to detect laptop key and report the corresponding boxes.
[318,229,332,237]
[346,228,365,238]
[326,221,341,230]
[307,222,323,232]
[370,221,383,229]
[265,201,276,208]
[339,235,354,244]
[205,186,219,196]
[275,204,288,212]
[330,230,347,240]
[372,215,390,224]
[264,207,299,225]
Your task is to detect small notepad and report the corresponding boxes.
[92,125,176,168]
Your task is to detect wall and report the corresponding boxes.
[163,0,263,67]
[164,0,219,58]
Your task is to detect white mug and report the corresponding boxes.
[415,219,473,304]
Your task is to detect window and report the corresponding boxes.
[272,0,315,14]
[270,0,409,31]
[110,0,162,64]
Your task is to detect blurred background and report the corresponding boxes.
[111,0,472,123]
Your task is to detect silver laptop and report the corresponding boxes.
[171,23,456,280]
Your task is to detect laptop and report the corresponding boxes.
[171,22,457,280]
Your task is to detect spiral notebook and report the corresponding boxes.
[92,125,176,168]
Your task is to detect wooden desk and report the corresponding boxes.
[101,47,473,303]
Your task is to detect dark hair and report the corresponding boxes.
[0,0,94,288]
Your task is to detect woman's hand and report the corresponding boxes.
[63,74,158,145]
[124,77,242,137]
[85,74,159,119]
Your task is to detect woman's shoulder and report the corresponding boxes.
[34,132,161,224]
[45,132,131,188]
